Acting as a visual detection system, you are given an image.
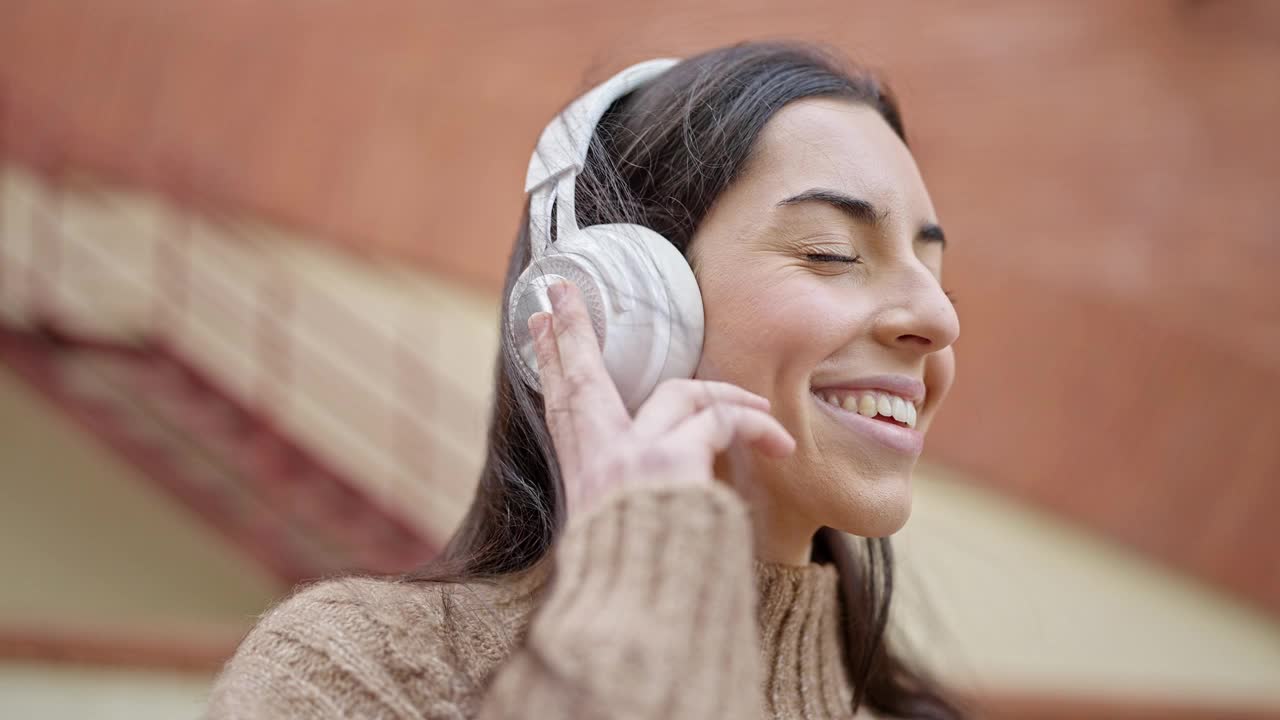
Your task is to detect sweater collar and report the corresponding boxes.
[754,560,856,718]
[495,555,859,717]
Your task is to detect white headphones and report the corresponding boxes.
[507,58,705,412]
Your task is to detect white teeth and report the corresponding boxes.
[892,396,908,423]
[817,389,921,429]
[877,394,894,417]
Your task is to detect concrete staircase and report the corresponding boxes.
[0,161,499,584]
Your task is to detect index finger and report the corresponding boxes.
[546,280,629,438]
[528,311,581,478]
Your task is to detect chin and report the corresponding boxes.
[824,467,914,538]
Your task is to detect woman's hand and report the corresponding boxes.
[528,281,796,518]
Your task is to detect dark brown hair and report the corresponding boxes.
[408,40,964,719]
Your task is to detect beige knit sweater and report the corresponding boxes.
[206,480,867,719]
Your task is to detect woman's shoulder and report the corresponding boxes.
[243,574,439,649]
[251,571,542,666]
[264,573,410,623]
[205,571,543,718]
[270,571,542,646]
[262,573,470,628]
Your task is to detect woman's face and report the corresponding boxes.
[690,98,959,555]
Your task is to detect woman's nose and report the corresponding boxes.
[874,267,960,353]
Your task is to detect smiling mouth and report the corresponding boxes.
[811,389,918,429]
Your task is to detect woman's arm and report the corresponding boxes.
[476,479,761,719]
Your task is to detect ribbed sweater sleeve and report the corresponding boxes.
[477,479,763,720]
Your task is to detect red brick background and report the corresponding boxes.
[2,1,1277,617]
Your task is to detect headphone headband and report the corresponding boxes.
[524,58,679,193]
[524,58,679,259]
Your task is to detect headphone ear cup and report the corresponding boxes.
[507,250,610,395]
[591,224,704,409]
[506,225,704,412]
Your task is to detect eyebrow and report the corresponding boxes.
[776,188,946,248]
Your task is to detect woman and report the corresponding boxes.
[207,41,963,719]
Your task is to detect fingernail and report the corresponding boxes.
[528,312,550,339]
[547,281,568,309]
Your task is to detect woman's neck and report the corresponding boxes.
[752,513,818,566]
[712,456,821,566]
[741,485,821,566]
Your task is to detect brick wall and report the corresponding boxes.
[2,0,1277,616]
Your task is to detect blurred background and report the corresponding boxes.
[1,1,1278,718]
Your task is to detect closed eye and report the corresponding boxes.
[804,253,862,264]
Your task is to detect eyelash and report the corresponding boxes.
[804,252,862,264]
[806,253,957,305]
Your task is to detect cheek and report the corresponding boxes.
[694,271,847,395]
